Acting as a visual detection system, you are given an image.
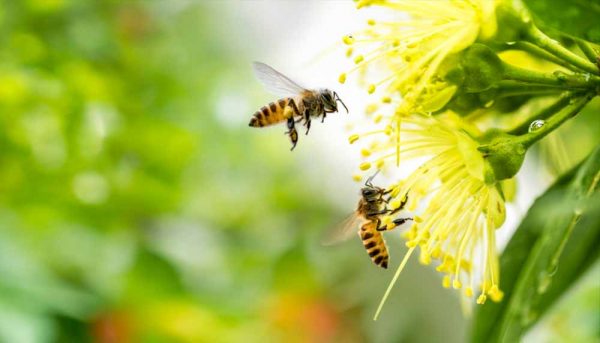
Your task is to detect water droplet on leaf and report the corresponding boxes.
[528,119,545,132]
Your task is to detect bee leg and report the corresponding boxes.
[396,195,409,211]
[367,209,389,217]
[377,217,413,231]
[305,118,311,135]
[321,113,327,123]
[286,117,298,150]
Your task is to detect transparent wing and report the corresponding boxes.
[252,62,307,96]
[321,213,364,246]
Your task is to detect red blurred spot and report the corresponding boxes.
[268,294,342,343]
[91,311,132,343]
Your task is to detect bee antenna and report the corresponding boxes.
[334,92,348,113]
[365,170,380,186]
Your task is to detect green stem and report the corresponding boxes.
[507,92,574,135]
[575,39,599,63]
[497,81,564,98]
[502,62,600,88]
[516,93,595,148]
[525,25,600,75]
[509,41,581,72]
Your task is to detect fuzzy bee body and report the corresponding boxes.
[356,191,391,269]
[323,173,413,269]
[249,97,301,128]
[360,221,389,268]
[249,62,347,150]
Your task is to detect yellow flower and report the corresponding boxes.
[357,114,506,319]
[342,0,497,105]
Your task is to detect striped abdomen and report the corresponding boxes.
[249,98,299,127]
[359,221,389,269]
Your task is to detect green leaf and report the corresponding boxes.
[471,145,600,342]
[523,0,600,43]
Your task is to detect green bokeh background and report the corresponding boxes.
[0,1,596,342]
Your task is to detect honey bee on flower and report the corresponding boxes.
[348,112,507,318]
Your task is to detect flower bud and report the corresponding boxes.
[478,130,526,182]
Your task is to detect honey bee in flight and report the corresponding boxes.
[249,62,348,150]
[324,173,412,269]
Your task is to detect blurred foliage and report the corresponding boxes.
[523,0,600,43]
[0,1,340,341]
[472,146,600,342]
[0,1,468,342]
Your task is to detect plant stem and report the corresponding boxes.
[510,41,581,72]
[525,25,600,75]
[508,92,574,136]
[575,39,599,63]
[515,93,595,148]
[502,62,600,88]
[497,81,564,98]
[507,92,574,135]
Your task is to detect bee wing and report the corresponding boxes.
[252,62,307,97]
[321,213,365,246]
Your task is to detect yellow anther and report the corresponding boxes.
[365,103,378,114]
[476,294,487,304]
[368,84,376,94]
[453,280,462,289]
[419,252,431,265]
[338,73,347,84]
[376,159,385,169]
[405,240,417,248]
[348,134,359,144]
[384,125,392,135]
[381,96,391,103]
[346,47,353,57]
[343,35,355,45]
[390,184,403,198]
[352,174,362,182]
[414,215,424,223]
[367,19,376,25]
[442,275,451,288]
[354,55,364,64]
[489,285,504,302]
[373,114,383,123]
[361,148,371,157]
[392,39,400,47]
[465,287,473,297]
[359,162,372,171]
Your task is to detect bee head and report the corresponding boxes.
[361,187,377,198]
[320,89,348,113]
